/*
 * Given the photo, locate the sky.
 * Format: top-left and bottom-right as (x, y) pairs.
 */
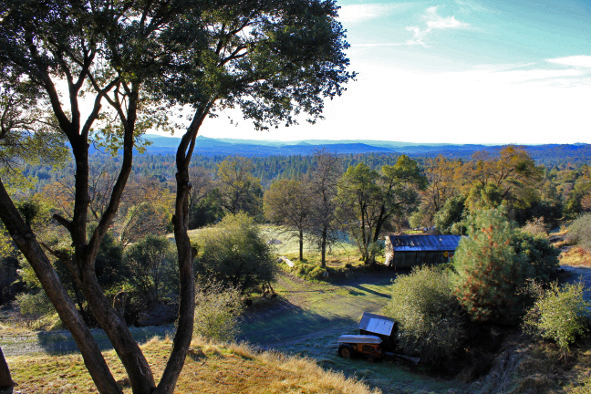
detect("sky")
(195, 0), (591, 145)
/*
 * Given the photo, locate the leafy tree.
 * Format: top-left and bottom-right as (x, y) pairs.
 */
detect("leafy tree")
(189, 189), (225, 229)
(337, 156), (426, 264)
(264, 178), (312, 261)
(188, 166), (219, 229)
(383, 266), (465, 365)
(124, 235), (178, 304)
(464, 147), (543, 214)
(434, 195), (467, 235)
(0, 1), (352, 393)
(523, 281), (590, 356)
(216, 157), (263, 218)
(453, 209), (530, 325)
(419, 155), (463, 224)
(120, 202), (171, 249)
(194, 213), (276, 292)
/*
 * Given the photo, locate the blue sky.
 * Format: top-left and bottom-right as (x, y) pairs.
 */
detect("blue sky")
(196, 0), (591, 144)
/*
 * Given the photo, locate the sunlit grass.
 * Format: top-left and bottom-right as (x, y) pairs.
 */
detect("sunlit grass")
(7, 336), (380, 394)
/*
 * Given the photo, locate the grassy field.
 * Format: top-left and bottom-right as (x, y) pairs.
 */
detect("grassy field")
(6, 336), (380, 394)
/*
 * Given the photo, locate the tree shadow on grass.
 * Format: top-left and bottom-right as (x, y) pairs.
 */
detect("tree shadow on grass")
(238, 296), (357, 348)
(36, 325), (174, 355)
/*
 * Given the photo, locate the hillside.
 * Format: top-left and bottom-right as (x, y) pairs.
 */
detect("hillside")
(141, 134), (591, 165)
(5, 336), (379, 394)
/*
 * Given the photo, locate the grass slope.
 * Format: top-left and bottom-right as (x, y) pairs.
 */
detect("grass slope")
(6, 336), (379, 394)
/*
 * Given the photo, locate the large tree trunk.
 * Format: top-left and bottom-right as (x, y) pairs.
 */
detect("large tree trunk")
(152, 111), (204, 394)
(0, 347), (13, 390)
(0, 180), (123, 394)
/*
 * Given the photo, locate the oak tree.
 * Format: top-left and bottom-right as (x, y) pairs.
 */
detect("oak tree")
(0, 1), (353, 393)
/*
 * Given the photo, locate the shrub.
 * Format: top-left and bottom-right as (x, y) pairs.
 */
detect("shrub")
(382, 266), (465, 364)
(453, 209), (530, 325)
(511, 231), (559, 283)
(523, 281), (590, 355)
(194, 280), (244, 342)
(194, 213), (276, 292)
(16, 290), (55, 316)
(566, 213), (591, 251)
(124, 235), (178, 303)
(288, 262), (328, 281)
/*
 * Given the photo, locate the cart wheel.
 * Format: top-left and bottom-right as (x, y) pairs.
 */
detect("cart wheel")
(338, 345), (352, 359)
(367, 356), (376, 363)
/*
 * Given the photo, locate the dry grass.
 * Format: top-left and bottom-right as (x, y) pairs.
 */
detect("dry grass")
(6, 336), (380, 394)
(560, 247), (591, 268)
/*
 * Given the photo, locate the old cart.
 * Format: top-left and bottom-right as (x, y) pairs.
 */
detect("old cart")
(337, 334), (384, 362)
(337, 312), (419, 364)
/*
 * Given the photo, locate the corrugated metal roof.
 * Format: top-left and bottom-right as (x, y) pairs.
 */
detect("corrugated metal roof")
(359, 312), (396, 336)
(387, 235), (461, 252)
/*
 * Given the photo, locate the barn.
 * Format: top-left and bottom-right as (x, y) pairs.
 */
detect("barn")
(384, 234), (462, 268)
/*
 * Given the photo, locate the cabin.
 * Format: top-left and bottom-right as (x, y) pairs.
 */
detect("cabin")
(384, 234), (461, 269)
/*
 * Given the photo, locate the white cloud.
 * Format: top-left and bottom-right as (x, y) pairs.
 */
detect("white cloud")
(406, 6), (470, 47)
(454, 0), (496, 14)
(338, 3), (403, 24)
(546, 55), (591, 68)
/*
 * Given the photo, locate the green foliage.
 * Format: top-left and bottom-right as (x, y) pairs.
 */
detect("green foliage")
(511, 231), (559, 283)
(337, 156), (426, 264)
(216, 157), (263, 218)
(523, 281), (590, 354)
(123, 235), (178, 303)
(453, 209), (530, 325)
(434, 195), (467, 235)
(287, 262), (328, 281)
(194, 280), (244, 343)
(382, 266), (465, 365)
(194, 213), (276, 292)
(566, 213), (591, 251)
(466, 182), (504, 212)
(16, 290), (55, 316)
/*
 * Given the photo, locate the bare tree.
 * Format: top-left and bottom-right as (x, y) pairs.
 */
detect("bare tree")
(308, 151), (341, 267)
(264, 178), (312, 261)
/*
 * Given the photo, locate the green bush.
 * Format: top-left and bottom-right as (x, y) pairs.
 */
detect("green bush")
(16, 290), (55, 316)
(194, 213), (276, 292)
(288, 262), (328, 281)
(566, 213), (591, 251)
(453, 209), (530, 325)
(194, 280), (244, 342)
(124, 234), (178, 303)
(382, 266), (465, 364)
(523, 281), (590, 355)
(512, 231), (559, 283)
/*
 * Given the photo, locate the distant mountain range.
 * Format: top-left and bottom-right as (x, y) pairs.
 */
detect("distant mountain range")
(141, 134), (591, 164)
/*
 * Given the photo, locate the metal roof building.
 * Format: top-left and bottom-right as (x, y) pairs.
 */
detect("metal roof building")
(384, 235), (462, 268)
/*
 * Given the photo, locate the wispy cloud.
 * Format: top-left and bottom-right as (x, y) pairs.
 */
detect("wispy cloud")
(406, 6), (469, 47)
(454, 0), (497, 14)
(546, 55), (591, 68)
(338, 3), (406, 24)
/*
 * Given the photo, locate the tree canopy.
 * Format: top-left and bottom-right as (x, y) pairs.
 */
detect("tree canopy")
(0, 1), (354, 393)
